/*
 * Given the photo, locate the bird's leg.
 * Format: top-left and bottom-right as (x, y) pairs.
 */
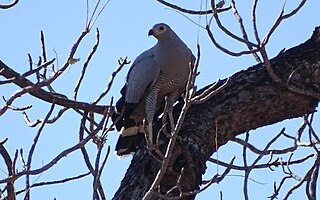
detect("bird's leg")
(146, 89), (158, 145)
(161, 96), (170, 137)
(165, 96), (175, 134)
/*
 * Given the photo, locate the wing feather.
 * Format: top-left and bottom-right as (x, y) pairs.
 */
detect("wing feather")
(125, 47), (160, 104)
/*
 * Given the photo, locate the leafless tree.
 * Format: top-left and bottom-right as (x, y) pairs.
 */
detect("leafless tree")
(0, 0), (319, 200)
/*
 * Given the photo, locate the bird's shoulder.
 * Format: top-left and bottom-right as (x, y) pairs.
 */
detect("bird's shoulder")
(127, 46), (159, 78)
(131, 46), (155, 66)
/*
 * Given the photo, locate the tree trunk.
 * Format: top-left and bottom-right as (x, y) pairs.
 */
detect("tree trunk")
(112, 27), (320, 199)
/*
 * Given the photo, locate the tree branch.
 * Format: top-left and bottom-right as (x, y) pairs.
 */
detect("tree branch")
(0, 60), (111, 115)
(113, 26), (320, 200)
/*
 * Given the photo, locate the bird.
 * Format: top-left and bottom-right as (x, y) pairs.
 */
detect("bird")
(112, 23), (195, 156)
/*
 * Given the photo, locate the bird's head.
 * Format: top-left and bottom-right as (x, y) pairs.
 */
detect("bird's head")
(148, 23), (171, 39)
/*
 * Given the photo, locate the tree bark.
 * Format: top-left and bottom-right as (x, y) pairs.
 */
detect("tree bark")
(113, 26), (320, 199)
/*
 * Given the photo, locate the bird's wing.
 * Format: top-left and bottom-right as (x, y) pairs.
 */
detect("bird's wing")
(125, 47), (160, 104)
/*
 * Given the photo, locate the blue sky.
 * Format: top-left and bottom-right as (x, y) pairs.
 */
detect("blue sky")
(0, 0), (319, 199)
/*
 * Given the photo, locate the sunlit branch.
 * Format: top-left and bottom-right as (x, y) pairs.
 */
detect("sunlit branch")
(211, 13), (258, 48)
(261, 0), (307, 47)
(14, 172), (90, 196)
(0, 139), (16, 200)
(157, 0), (230, 15)
(22, 107), (69, 127)
(0, 59), (55, 85)
(230, 0), (261, 62)
(206, 25), (259, 57)
(251, 0), (261, 45)
(209, 154), (314, 171)
(283, 153), (320, 200)
(93, 57), (130, 105)
(24, 104), (55, 199)
(73, 28), (100, 101)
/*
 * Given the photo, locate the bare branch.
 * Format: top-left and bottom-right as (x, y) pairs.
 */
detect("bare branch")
(24, 104), (55, 199)
(0, 59), (55, 85)
(283, 153), (320, 200)
(40, 31), (47, 79)
(93, 57), (129, 105)
(261, 0), (307, 47)
(1, 97), (32, 112)
(73, 28), (100, 101)
(306, 154), (319, 200)
(230, 0), (261, 62)
(14, 172), (90, 196)
(211, 13), (258, 48)
(191, 78), (229, 104)
(0, 132), (94, 184)
(0, 60), (111, 115)
(0, 139), (16, 200)
(157, 0), (230, 15)
(86, 0), (111, 30)
(208, 154), (314, 171)
(251, 0), (261, 45)
(158, 157), (236, 199)
(206, 25), (259, 57)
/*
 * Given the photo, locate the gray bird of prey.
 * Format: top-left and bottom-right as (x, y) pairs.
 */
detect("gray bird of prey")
(112, 23), (195, 156)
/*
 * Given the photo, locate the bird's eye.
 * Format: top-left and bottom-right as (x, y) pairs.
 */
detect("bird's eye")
(159, 26), (165, 31)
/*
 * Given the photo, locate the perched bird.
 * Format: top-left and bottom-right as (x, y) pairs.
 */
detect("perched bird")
(112, 23), (194, 156)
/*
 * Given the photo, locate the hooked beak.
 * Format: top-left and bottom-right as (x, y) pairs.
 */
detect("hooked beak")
(148, 29), (153, 36)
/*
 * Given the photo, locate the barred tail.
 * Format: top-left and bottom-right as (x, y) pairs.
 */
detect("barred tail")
(115, 125), (145, 156)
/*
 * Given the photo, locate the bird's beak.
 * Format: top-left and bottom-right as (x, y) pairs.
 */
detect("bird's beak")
(148, 29), (154, 36)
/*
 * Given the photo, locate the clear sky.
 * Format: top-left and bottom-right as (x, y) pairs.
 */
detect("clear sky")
(0, 0), (319, 199)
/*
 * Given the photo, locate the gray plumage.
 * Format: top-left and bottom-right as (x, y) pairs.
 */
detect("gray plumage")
(112, 23), (194, 156)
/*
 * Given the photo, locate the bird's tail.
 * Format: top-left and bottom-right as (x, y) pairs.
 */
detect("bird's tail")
(115, 125), (145, 156)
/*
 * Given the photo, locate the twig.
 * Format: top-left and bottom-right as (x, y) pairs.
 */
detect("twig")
(93, 146), (110, 200)
(93, 57), (129, 105)
(0, 59), (55, 85)
(242, 131), (250, 200)
(206, 25), (259, 57)
(0, 60), (111, 115)
(251, 0), (261, 45)
(306, 153), (319, 199)
(0, 139), (16, 200)
(78, 110), (108, 200)
(191, 78), (229, 104)
(208, 154), (314, 171)
(22, 107), (69, 127)
(40, 31), (47, 79)
(24, 104), (55, 199)
(158, 157), (236, 199)
(73, 28), (100, 101)
(230, 0), (261, 62)
(261, 0), (307, 47)
(157, 0), (230, 15)
(211, 12), (258, 48)
(1, 97), (32, 112)
(0, 25), (92, 117)
(86, 0), (111, 30)
(14, 172), (90, 196)
(0, 132), (94, 184)
(283, 153), (320, 200)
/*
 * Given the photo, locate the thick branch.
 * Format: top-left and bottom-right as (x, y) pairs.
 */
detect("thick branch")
(113, 26), (320, 199)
